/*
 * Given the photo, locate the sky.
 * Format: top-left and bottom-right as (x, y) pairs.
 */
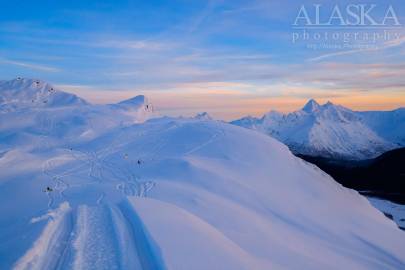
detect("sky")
(0, 0), (405, 120)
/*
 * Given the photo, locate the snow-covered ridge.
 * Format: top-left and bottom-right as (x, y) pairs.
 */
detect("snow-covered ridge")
(0, 78), (155, 149)
(0, 78), (87, 110)
(115, 94), (152, 111)
(194, 112), (213, 120)
(0, 78), (154, 113)
(231, 99), (405, 160)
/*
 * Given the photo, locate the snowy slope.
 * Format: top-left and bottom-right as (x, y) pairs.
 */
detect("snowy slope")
(1, 118), (405, 270)
(1, 80), (405, 269)
(231, 99), (404, 159)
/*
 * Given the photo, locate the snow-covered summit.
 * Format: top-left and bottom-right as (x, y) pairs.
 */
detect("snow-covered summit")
(112, 94), (154, 123)
(0, 78), (87, 111)
(116, 95), (150, 109)
(194, 112), (213, 120)
(302, 98), (321, 113)
(231, 99), (405, 159)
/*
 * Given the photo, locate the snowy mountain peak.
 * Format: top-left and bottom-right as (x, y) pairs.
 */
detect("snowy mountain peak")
(264, 110), (283, 119)
(118, 95), (147, 106)
(302, 99), (321, 113)
(194, 112), (213, 120)
(0, 78), (87, 110)
(113, 95), (155, 123)
(116, 95), (153, 112)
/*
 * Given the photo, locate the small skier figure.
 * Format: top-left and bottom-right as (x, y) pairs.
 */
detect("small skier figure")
(44, 186), (53, 192)
(137, 160), (142, 165)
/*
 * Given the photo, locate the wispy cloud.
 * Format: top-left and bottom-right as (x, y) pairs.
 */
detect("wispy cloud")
(93, 38), (172, 51)
(0, 57), (60, 72)
(308, 49), (368, 62)
(308, 34), (405, 62)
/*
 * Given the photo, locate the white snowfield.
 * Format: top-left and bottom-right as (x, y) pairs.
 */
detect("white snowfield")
(1, 78), (405, 270)
(231, 99), (405, 160)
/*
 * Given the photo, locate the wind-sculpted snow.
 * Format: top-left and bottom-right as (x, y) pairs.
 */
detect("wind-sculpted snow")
(14, 202), (72, 270)
(231, 99), (405, 159)
(1, 80), (405, 269)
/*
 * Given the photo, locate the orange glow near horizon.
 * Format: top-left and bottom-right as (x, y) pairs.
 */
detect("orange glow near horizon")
(63, 85), (405, 120)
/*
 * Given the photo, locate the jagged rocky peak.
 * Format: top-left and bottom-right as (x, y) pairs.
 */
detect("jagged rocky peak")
(302, 99), (321, 113)
(194, 112), (213, 120)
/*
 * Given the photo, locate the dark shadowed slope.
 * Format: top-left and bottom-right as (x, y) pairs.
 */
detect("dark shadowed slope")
(298, 147), (405, 204)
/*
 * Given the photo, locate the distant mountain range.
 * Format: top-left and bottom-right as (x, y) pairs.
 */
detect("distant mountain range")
(231, 99), (405, 160)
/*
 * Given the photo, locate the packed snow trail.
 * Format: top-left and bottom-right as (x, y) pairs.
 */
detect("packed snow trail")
(13, 202), (164, 270)
(72, 205), (119, 269)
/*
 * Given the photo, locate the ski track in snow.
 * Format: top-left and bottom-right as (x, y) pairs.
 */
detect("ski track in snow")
(14, 202), (160, 270)
(14, 202), (73, 270)
(72, 205), (120, 270)
(41, 131), (157, 201)
(20, 138), (160, 269)
(17, 121), (209, 270)
(184, 123), (226, 156)
(183, 132), (220, 156)
(2, 78), (169, 269)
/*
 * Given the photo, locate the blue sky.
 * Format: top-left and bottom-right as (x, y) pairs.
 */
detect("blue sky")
(1, 0), (405, 119)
